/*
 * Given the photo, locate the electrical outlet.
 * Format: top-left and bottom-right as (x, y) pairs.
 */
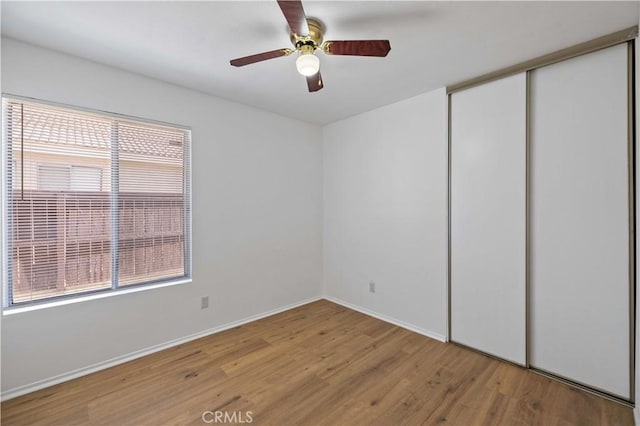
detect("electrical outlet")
(369, 282), (376, 293)
(201, 296), (209, 309)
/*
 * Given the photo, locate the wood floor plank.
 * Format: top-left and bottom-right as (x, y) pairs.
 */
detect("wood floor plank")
(1, 300), (634, 425)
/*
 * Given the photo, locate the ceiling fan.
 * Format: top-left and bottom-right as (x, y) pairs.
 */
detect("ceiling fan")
(229, 0), (391, 93)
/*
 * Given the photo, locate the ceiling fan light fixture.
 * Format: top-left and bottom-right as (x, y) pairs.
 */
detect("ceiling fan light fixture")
(296, 53), (320, 76)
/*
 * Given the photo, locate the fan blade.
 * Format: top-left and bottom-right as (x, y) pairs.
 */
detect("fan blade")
(306, 71), (323, 92)
(230, 48), (293, 67)
(277, 0), (309, 36)
(322, 40), (391, 57)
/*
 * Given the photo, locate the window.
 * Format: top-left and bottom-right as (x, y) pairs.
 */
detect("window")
(2, 96), (191, 306)
(37, 165), (102, 191)
(38, 164), (72, 191)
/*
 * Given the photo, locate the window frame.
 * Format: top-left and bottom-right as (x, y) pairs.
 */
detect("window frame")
(1, 94), (192, 310)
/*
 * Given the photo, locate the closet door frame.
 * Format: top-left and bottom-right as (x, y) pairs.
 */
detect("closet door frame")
(446, 33), (637, 405)
(629, 39), (636, 406)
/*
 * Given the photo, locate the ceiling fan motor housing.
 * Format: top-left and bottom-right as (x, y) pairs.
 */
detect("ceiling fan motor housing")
(290, 18), (324, 51)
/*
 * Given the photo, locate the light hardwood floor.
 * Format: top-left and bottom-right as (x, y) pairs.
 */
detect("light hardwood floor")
(1, 300), (634, 425)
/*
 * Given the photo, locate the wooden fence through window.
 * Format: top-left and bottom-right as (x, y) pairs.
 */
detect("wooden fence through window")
(10, 190), (185, 302)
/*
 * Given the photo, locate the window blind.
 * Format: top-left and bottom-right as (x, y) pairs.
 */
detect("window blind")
(2, 97), (191, 306)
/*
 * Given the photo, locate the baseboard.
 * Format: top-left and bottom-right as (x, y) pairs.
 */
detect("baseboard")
(635, 406), (639, 426)
(323, 295), (447, 343)
(1, 295), (323, 401)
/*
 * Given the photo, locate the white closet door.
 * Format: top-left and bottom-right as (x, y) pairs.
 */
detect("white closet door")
(530, 43), (630, 399)
(451, 73), (526, 365)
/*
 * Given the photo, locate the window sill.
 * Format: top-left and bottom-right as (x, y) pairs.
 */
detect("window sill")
(2, 278), (191, 315)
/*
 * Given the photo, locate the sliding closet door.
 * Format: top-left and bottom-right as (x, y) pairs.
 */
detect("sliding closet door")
(450, 73), (526, 365)
(530, 44), (631, 399)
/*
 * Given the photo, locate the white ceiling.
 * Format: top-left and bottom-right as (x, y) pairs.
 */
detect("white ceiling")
(2, 1), (638, 125)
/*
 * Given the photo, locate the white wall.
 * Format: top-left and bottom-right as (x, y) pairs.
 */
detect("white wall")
(323, 88), (448, 340)
(0, 38), (323, 396)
